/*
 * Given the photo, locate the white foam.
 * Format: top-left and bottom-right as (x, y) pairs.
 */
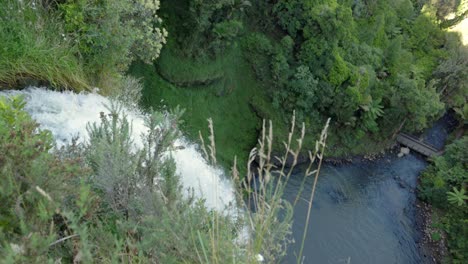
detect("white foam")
(0, 87), (236, 212)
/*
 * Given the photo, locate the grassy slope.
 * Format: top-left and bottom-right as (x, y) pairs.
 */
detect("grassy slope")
(0, 2), (88, 91)
(128, 0), (265, 170)
(129, 45), (269, 170)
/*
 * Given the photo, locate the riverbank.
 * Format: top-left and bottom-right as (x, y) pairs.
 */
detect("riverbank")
(415, 199), (450, 263)
(265, 140), (399, 169)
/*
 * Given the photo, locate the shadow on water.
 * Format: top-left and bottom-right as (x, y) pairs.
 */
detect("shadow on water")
(420, 110), (459, 149)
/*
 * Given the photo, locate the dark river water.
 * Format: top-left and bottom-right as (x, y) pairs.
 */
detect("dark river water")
(283, 112), (456, 263)
(284, 156), (432, 264)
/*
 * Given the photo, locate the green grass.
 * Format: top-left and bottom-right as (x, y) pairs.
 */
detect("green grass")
(129, 45), (268, 169)
(156, 47), (225, 86)
(0, 1), (88, 91)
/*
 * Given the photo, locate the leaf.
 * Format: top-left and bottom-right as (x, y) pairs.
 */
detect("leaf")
(447, 187), (468, 206)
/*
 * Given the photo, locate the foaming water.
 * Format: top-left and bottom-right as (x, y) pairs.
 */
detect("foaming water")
(0, 87), (235, 211)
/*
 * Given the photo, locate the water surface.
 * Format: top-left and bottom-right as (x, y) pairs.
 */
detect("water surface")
(284, 155), (433, 264)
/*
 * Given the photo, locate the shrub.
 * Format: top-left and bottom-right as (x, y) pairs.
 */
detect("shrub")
(242, 33), (274, 82)
(419, 137), (468, 207)
(0, 95), (89, 262)
(59, 0), (167, 90)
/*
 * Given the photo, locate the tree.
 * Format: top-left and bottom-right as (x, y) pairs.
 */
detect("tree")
(172, 0), (250, 57)
(245, 0), (462, 153)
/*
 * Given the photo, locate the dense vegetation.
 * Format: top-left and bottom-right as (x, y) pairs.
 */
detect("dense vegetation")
(0, 94), (329, 262)
(0, 0), (467, 262)
(244, 0), (467, 154)
(2, 0), (465, 162)
(419, 136), (468, 263)
(0, 0), (166, 92)
(128, 0), (468, 165)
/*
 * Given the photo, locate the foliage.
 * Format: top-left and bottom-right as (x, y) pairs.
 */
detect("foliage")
(240, 0), (462, 154)
(0, 0), (166, 92)
(419, 136), (468, 262)
(0, 0), (88, 90)
(419, 137), (467, 206)
(242, 33), (274, 83)
(58, 0), (166, 90)
(59, 0), (166, 66)
(447, 187), (468, 206)
(0, 95), (89, 262)
(131, 0), (455, 163)
(433, 42), (468, 123)
(163, 0), (250, 58)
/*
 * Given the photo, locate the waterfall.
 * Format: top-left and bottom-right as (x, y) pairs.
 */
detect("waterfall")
(0, 87), (236, 211)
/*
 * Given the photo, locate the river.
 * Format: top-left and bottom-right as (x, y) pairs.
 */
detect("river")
(283, 112), (456, 264)
(284, 156), (431, 263)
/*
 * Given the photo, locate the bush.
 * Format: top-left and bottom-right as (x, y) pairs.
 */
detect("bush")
(419, 137), (468, 207)
(59, 0), (167, 91)
(60, 0), (166, 67)
(242, 33), (274, 82)
(0, 95), (88, 262)
(419, 136), (468, 262)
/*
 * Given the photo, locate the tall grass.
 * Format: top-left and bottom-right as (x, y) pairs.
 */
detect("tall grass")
(200, 112), (331, 263)
(0, 1), (88, 90)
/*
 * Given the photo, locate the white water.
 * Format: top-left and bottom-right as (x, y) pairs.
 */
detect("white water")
(0, 87), (236, 211)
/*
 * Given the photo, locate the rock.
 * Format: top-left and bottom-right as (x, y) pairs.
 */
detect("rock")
(398, 180), (406, 188)
(401, 147), (410, 155)
(397, 152), (404, 158)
